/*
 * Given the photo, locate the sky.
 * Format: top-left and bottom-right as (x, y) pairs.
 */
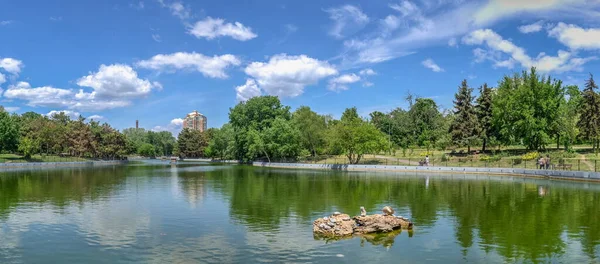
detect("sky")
(1, 0), (600, 135)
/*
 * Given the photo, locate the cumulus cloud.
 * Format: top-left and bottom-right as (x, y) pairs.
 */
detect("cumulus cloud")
(244, 54), (338, 97)
(152, 118), (185, 135)
(136, 52), (240, 78)
(328, 74), (361, 91)
(188, 17), (257, 41)
(548, 22), (600, 50)
(0, 58), (24, 75)
(4, 82), (74, 108)
(235, 79), (262, 102)
(421, 59), (444, 72)
(46, 110), (81, 119)
(463, 28), (597, 73)
(0, 72), (5, 84)
(5, 64), (158, 112)
(325, 5), (369, 39)
(518, 20), (545, 34)
(77, 64), (160, 100)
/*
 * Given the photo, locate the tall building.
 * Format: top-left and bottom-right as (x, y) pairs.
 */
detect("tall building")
(183, 110), (207, 132)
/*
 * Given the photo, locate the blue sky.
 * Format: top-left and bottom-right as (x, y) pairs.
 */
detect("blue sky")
(1, 0), (600, 134)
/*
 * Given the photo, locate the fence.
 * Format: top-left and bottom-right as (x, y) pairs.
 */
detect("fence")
(264, 155), (600, 173)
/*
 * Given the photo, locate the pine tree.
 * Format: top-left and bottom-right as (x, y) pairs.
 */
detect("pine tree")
(577, 74), (600, 153)
(476, 83), (493, 152)
(449, 79), (479, 152)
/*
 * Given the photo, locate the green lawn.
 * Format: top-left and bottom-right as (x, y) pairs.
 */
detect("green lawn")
(0, 154), (91, 163)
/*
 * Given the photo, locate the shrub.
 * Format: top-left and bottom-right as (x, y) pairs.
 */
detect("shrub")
(513, 158), (523, 165)
(441, 154), (449, 162)
(521, 152), (539, 161)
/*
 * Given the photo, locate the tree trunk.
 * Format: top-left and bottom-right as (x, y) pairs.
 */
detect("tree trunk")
(556, 134), (560, 150)
(482, 138), (487, 153)
(467, 145), (471, 153)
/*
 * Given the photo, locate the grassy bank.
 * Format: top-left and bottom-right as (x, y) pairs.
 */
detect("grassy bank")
(0, 154), (92, 163)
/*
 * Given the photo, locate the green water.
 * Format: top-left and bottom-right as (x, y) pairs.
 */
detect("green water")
(1, 162), (600, 263)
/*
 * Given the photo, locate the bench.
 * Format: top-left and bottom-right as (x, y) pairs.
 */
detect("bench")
(555, 164), (572, 170)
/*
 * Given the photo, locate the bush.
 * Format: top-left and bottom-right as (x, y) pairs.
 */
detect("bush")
(441, 154), (449, 162)
(513, 158), (523, 165)
(521, 152), (539, 161)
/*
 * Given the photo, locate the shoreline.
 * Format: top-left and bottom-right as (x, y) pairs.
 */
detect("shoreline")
(0, 160), (128, 171)
(252, 162), (600, 183)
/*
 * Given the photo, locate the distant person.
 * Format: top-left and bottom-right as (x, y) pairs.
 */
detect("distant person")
(545, 155), (551, 170)
(538, 156), (545, 169)
(425, 155), (430, 166)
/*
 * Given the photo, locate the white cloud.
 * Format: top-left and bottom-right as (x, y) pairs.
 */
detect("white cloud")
(151, 34), (161, 42)
(136, 52), (241, 79)
(188, 17), (257, 41)
(88, 115), (104, 120)
(77, 64), (160, 99)
(463, 28), (597, 73)
(359, 68), (377, 76)
(4, 82), (74, 108)
(548, 22), (600, 50)
(0, 58), (24, 75)
(328, 73), (361, 91)
(46, 110), (81, 119)
(325, 5), (369, 39)
(518, 20), (545, 34)
(169, 2), (190, 20)
(152, 118), (184, 135)
(448, 37), (458, 47)
(0, 20), (13, 26)
(0, 72), (5, 84)
(49, 16), (62, 21)
(337, 0), (599, 67)
(474, 0), (592, 25)
(170, 118), (183, 126)
(421, 59), (445, 72)
(244, 54), (338, 97)
(362, 81), (374, 87)
(235, 79), (262, 102)
(3, 106), (19, 112)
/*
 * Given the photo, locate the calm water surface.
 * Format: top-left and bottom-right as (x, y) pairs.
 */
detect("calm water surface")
(1, 162), (600, 263)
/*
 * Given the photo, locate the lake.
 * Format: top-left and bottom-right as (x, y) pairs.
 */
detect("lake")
(1, 162), (599, 263)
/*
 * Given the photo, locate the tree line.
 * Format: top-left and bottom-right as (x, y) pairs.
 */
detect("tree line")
(2, 67), (599, 162)
(202, 68), (600, 163)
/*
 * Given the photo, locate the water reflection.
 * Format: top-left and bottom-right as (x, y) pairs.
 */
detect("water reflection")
(0, 164), (599, 263)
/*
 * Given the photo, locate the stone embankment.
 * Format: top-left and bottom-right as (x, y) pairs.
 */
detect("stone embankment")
(313, 206), (413, 238)
(0, 160), (127, 171)
(253, 162), (600, 182)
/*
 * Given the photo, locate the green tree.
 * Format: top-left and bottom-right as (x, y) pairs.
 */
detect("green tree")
(292, 106), (327, 157)
(206, 124), (235, 160)
(557, 85), (581, 150)
(18, 136), (40, 159)
(449, 80), (479, 152)
(493, 68), (564, 150)
(409, 98), (443, 147)
(476, 83), (494, 152)
(138, 143), (156, 157)
(327, 107), (387, 164)
(0, 108), (20, 153)
(577, 74), (600, 152)
(229, 96), (293, 162)
(177, 128), (208, 158)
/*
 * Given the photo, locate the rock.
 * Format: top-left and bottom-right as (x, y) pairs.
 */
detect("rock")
(313, 213), (354, 237)
(313, 210), (413, 238)
(382, 206), (395, 216)
(333, 212), (341, 216)
(360, 206), (367, 217)
(353, 214), (412, 234)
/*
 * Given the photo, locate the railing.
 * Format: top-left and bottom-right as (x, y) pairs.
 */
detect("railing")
(263, 155), (600, 172)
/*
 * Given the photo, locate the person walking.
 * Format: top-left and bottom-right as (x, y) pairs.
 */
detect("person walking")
(538, 156), (545, 170)
(425, 155), (430, 166)
(545, 155), (551, 170)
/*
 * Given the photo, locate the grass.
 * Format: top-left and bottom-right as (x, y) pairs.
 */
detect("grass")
(296, 144), (600, 172)
(0, 154), (92, 163)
